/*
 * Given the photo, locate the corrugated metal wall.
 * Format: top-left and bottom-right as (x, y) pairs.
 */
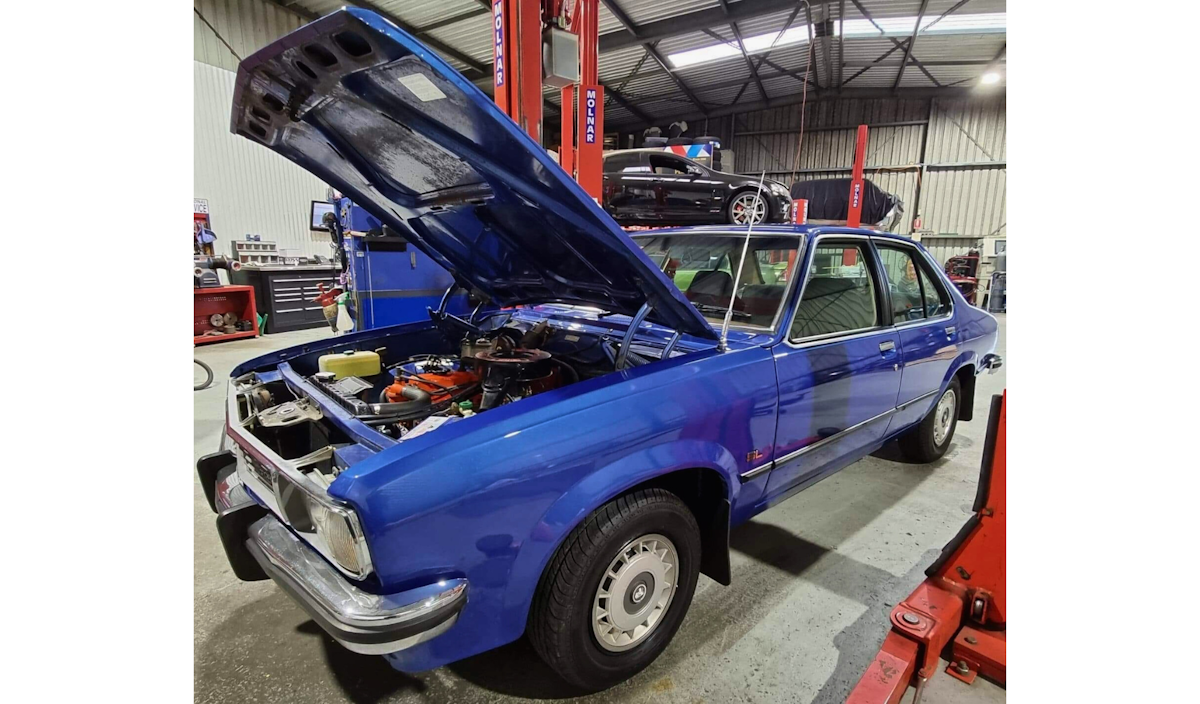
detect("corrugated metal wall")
(193, 0), (306, 72)
(729, 95), (1006, 255)
(194, 61), (332, 257)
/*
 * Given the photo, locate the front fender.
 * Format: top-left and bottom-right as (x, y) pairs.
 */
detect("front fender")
(499, 440), (740, 635)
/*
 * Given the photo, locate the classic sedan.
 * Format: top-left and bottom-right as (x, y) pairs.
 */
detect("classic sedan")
(603, 149), (793, 226)
(200, 8), (1001, 692)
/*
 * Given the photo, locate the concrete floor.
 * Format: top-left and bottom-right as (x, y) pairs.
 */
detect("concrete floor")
(195, 317), (1006, 704)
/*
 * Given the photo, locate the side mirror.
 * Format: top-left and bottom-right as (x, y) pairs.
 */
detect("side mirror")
(687, 166), (704, 177)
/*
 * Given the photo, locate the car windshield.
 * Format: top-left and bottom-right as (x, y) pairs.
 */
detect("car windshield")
(634, 234), (802, 329)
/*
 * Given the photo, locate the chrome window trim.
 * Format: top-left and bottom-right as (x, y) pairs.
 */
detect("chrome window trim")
(739, 405), (896, 481)
(785, 234), (885, 346)
(871, 238), (956, 325)
(783, 324), (893, 350)
(628, 230), (806, 335)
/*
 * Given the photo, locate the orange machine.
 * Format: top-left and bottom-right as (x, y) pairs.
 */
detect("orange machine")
(847, 392), (1007, 703)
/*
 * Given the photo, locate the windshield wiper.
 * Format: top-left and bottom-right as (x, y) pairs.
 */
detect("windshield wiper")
(693, 303), (752, 321)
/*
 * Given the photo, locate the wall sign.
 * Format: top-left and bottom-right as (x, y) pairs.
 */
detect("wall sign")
(193, 198), (209, 214)
(584, 88), (597, 144)
(492, 1), (505, 87)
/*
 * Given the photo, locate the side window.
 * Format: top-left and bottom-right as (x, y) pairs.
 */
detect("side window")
(877, 245), (951, 322)
(916, 265), (950, 318)
(877, 246), (926, 323)
(648, 154), (690, 175)
(603, 153), (634, 173)
(790, 243), (880, 340)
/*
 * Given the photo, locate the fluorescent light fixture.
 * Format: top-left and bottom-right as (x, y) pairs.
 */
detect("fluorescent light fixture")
(980, 72), (1001, 85)
(666, 13), (1005, 69)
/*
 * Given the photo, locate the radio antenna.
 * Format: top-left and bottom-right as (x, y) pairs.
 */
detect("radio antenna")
(719, 171), (768, 352)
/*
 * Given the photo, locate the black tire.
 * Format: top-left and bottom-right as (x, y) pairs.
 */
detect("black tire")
(528, 488), (701, 691)
(194, 359), (214, 391)
(898, 377), (961, 462)
(726, 189), (768, 225)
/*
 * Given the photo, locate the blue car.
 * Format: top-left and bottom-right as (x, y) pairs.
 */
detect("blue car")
(198, 9), (1001, 691)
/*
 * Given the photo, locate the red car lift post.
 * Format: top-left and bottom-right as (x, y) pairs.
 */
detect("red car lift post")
(574, 0), (603, 201)
(846, 124), (869, 228)
(493, 1), (600, 200)
(846, 392), (1007, 704)
(492, 0), (543, 143)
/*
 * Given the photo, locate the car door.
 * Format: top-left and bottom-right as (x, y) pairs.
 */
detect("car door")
(602, 152), (650, 221)
(872, 240), (959, 431)
(763, 236), (903, 498)
(647, 154), (722, 222)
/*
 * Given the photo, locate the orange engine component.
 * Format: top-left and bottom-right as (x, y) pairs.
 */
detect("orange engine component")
(384, 368), (480, 405)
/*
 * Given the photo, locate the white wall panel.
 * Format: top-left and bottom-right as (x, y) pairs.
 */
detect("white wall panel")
(194, 62), (332, 258)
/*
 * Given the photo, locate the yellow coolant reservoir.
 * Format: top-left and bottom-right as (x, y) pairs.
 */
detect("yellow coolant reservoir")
(318, 350), (381, 379)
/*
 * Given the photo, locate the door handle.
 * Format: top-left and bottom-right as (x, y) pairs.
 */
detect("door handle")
(945, 325), (956, 336)
(879, 340), (895, 353)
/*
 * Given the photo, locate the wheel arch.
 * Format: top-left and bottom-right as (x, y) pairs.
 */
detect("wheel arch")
(507, 445), (739, 637)
(726, 186), (770, 223)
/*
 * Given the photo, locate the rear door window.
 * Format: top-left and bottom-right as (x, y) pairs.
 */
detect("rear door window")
(877, 244), (951, 322)
(790, 243), (880, 340)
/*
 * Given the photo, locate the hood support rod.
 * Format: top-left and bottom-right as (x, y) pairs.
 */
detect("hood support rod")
(616, 302), (654, 370)
(719, 171), (768, 351)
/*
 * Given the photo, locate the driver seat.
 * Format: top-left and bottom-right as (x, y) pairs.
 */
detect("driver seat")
(686, 270), (733, 306)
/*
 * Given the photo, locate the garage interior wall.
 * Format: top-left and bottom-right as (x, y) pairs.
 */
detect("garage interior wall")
(194, 0), (332, 258)
(727, 95), (1006, 263)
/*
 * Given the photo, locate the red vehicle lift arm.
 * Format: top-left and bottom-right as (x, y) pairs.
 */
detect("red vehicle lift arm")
(847, 392), (1007, 704)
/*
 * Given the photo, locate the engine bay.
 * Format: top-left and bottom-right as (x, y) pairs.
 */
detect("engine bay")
(227, 304), (682, 488)
(305, 318), (586, 440)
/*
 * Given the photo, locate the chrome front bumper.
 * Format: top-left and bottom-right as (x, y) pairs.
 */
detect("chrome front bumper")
(246, 515), (468, 655)
(199, 453), (468, 656)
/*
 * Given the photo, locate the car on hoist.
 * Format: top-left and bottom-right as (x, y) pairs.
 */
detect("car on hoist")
(198, 8), (1002, 692)
(600, 148), (794, 227)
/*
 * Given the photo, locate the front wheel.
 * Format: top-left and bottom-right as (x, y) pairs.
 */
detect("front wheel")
(898, 377), (961, 462)
(528, 488), (701, 691)
(727, 191), (768, 225)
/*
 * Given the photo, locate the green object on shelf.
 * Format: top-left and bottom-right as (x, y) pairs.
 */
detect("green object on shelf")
(258, 313), (267, 334)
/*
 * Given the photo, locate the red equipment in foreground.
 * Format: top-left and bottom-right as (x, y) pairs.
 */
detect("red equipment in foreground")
(847, 392), (1007, 704)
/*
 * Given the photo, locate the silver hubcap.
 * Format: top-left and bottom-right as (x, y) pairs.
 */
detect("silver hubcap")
(731, 193), (767, 224)
(933, 388), (956, 446)
(592, 533), (679, 652)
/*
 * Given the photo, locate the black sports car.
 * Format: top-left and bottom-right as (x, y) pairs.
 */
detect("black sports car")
(601, 150), (792, 226)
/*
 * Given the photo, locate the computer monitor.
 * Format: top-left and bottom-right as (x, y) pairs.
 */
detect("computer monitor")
(310, 201), (337, 231)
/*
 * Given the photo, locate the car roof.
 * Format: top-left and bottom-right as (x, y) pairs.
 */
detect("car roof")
(626, 224), (913, 241)
(603, 148), (700, 157)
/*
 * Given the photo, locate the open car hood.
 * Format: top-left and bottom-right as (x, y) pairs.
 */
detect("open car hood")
(230, 8), (717, 340)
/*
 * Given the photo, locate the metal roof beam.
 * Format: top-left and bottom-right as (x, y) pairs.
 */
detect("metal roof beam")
(607, 86), (992, 130)
(894, 0), (931, 90)
(600, 0), (832, 52)
(344, 1), (489, 77)
(600, 1), (708, 116)
(849, 0), (940, 87)
(716, 0), (770, 105)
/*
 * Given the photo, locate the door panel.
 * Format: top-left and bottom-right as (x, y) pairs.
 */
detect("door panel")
(766, 331), (902, 496)
(874, 242), (959, 430)
(765, 239), (902, 497)
(648, 154), (722, 220)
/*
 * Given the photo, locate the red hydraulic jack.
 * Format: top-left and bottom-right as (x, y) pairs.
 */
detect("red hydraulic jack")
(846, 392), (1007, 704)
